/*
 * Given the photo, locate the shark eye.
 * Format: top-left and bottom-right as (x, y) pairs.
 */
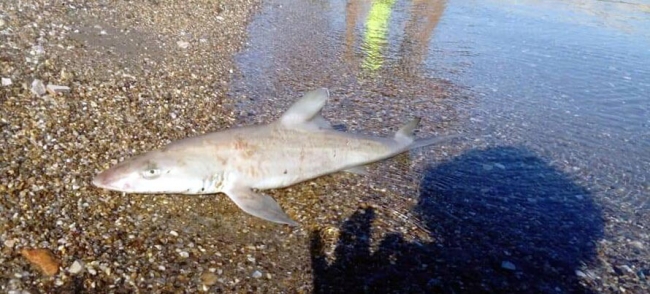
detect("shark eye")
(141, 168), (162, 179)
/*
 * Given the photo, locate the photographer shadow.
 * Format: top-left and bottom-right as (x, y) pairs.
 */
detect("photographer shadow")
(311, 146), (603, 293)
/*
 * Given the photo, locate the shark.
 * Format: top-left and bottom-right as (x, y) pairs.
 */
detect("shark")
(92, 88), (458, 226)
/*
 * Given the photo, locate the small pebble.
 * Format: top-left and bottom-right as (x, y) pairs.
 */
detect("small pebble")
(251, 270), (262, 278)
(31, 79), (46, 96)
(616, 264), (634, 275)
(21, 248), (60, 276)
(87, 267), (97, 275)
(501, 261), (516, 271)
(638, 269), (647, 280)
(177, 41), (190, 49)
(30, 44), (45, 56)
(1, 77), (11, 86)
(46, 84), (70, 94)
(200, 272), (218, 286)
(179, 251), (189, 258)
(4, 239), (16, 248)
(68, 260), (84, 275)
(99, 263), (111, 275)
(629, 241), (644, 250)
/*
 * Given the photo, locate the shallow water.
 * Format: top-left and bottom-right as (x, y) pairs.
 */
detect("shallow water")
(435, 0), (650, 185)
(230, 0), (649, 292)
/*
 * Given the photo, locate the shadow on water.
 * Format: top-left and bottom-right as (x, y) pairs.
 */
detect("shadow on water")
(311, 147), (604, 293)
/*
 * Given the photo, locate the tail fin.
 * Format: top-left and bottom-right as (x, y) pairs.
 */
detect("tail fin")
(394, 117), (461, 149)
(394, 117), (421, 145)
(409, 134), (461, 150)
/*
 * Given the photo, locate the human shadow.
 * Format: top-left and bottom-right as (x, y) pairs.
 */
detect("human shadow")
(311, 146), (604, 293)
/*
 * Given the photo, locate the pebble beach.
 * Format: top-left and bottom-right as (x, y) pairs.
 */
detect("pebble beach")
(2, 1), (442, 292)
(2, 0), (650, 293)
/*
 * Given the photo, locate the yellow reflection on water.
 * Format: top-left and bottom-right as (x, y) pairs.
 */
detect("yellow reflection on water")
(352, 0), (446, 74)
(361, 0), (397, 72)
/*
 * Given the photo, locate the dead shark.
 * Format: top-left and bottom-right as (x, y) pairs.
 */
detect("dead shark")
(92, 88), (458, 226)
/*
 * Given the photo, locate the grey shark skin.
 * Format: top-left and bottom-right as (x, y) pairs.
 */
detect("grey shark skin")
(92, 88), (458, 226)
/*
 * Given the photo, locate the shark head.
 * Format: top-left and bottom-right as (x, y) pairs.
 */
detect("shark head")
(92, 149), (208, 194)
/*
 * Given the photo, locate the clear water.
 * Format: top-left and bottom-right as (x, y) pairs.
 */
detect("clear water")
(230, 0), (649, 291)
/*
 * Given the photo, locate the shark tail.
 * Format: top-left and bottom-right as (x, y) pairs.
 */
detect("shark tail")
(409, 134), (461, 149)
(394, 117), (460, 149)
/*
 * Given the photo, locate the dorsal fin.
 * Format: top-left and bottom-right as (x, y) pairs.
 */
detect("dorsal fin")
(394, 117), (421, 145)
(279, 88), (332, 130)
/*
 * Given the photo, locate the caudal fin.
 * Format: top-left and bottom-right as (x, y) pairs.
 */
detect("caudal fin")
(409, 134), (461, 150)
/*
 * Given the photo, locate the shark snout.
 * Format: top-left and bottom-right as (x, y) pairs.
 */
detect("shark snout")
(92, 163), (136, 191)
(92, 171), (109, 188)
(92, 168), (122, 190)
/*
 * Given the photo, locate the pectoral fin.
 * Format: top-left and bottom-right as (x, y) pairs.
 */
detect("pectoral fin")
(224, 186), (299, 226)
